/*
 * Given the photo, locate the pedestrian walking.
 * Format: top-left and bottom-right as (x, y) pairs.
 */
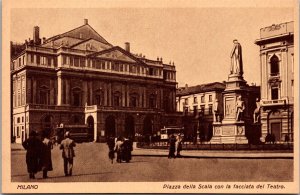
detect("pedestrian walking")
(107, 136), (115, 164)
(22, 130), (43, 179)
(122, 137), (133, 163)
(114, 136), (124, 163)
(168, 134), (176, 159)
(60, 131), (76, 176)
(41, 130), (53, 178)
(175, 134), (183, 158)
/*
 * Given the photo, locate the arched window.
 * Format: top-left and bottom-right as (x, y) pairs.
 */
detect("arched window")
(94, 89), (103, 106)
(129, 93), (139, 107)
(39, 85), (50, 105)
(149, 94), (156, 108)
(113, 91), (121, 107)
(270, 55), (279, 76)
(72, 88), (82, 106)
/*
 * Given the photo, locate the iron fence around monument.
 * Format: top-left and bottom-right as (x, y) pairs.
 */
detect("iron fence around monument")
(136, 141), (293, 151)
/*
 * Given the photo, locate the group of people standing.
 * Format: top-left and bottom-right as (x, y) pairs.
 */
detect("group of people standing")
(22, 130), (76, 179)
(168, 134), (183, 158)
(107, 136), (133, 164)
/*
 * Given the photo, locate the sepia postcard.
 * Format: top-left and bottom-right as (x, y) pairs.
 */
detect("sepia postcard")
(2, 0), (299, 193)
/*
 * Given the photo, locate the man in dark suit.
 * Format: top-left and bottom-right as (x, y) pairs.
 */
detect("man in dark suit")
(60, 131), (76, 176)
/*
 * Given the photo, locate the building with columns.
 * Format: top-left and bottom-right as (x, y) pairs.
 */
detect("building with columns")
(255, 21), (294, 142)
(11, 19), (179, 143)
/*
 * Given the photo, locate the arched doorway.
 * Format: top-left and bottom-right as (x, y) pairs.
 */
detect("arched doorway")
(86, 116), (94, 141)
(268, 110), (282, 142)
(124, 115), (135, 138)
(105, 115), (116, 137)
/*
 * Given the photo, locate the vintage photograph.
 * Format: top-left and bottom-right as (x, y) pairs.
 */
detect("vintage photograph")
(3, 0), (299, 193)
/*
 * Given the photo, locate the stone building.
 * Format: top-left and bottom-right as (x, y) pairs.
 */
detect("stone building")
(11, 19), (179, 143)
(176, 82), (226, 141)
(255, 21), (294, 142)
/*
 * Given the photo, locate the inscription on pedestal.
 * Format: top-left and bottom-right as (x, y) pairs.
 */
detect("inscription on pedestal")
(222, 126), (235, 135)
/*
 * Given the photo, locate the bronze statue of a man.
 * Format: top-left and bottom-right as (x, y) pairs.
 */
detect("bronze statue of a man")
(230, 39), (243, 75)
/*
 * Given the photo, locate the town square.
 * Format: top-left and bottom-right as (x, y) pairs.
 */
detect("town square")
(4, 2), (298, 193)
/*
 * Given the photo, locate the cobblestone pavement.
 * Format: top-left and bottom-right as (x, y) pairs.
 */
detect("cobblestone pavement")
(11, 143), (293, 182)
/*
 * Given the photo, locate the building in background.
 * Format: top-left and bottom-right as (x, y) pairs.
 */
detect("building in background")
(255, 21), (294, 142)
(11, 19), (179, 143)
(176, 82), (225, 141)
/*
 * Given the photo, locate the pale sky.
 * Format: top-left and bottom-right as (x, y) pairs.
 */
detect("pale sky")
(11, 8), (294, 87)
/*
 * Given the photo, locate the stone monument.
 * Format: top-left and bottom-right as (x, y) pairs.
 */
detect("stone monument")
(210, 39), (248, 144)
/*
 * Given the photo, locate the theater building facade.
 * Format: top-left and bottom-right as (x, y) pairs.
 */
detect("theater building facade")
(11, 19), (179, 143)
(255, 21), (294, 142)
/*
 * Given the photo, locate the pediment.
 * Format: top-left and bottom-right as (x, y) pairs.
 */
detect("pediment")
(71, 39), (112, 52)
(94, 48), (138, 63)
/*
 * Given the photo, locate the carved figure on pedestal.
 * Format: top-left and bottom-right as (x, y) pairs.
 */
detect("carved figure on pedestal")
(230, 39), (243, 75)
(213, 99), (219, 122)
(253, 98), (261, 123)
(236, 96), (245, 121)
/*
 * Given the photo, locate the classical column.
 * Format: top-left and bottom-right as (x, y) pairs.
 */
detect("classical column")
(108, 83), (112, 106)
(57, 75), (64, 105)
(83, 80), (88, 106)
(139, 87), (143, 108)
(65, 79), (70, 105)
(122, 84), (126, 107)
(32, 79), (37, 104)
(50, 79), (55, 104)
(104, 83), (108, 106)
(126, 85), (130, 107)
(143, 87), (147, 107)
(89, 81), (93, 105)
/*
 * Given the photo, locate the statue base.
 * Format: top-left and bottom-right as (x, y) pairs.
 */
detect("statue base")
(210, 121), (248, 144)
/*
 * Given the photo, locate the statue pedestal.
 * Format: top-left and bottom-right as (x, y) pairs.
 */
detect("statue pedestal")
(211, 121), (248, 144)
(211, 73), (248, 144)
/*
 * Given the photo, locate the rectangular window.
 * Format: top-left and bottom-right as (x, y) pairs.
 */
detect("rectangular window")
(101, 61), (106, 69)
(74, 57), (79, 67)
(149, 68), (154, 75)
(31, 54), (34, 63)
(193, 106), (198, 116)
(184, 98), (188, 105)
(23, 56), (25, 65)
(201, 96), (205, 103)
(22, 117), (24, 122)
(63, 56), (67, 65)
(120, 64), (123, 72)
(17, 117), (20, 123)
(80, 58), (85, 67)
(271, 87), (279, 100)
(53, 58), (57, 67)
(96, 60), (101, 69)
(70, 57), (73, 66)
(19, 58), (21, 66)
(47, 57), (52, 66)
(36, 55), (40, 65)
(209, 95), (212, 102)
(17, 127), (20, 137)
(208, 104), (213, 114)
(193, 97), (197, 103)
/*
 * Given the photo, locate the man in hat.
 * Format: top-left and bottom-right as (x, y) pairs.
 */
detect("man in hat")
(60, 131), (76, 176)
(22, 130), (43, 179)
